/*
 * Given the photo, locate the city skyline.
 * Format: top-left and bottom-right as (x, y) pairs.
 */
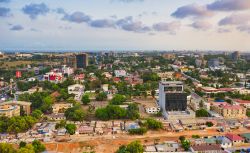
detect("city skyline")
(1, 0), (250, 51)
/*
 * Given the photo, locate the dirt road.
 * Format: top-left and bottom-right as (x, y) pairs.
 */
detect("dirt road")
(45, 127), (250, 153)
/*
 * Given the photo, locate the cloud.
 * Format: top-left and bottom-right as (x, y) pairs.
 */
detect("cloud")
(218, 14), (250, 26)
(63, 11), (91, 23)
(237, 25), (250, 33)
(217, 28), (231, 33)
(190, 21), (212, 30)
(0, 7), (11, 17)
(0, 0), (10, 3)
(153, 21), (181, 34)
(171, 4), (213, 19)
(90, 19), (115, 28)
(56, 8), (66, 15)
(116, 16), (151, 32)
(10, 25), (24, 31)
(207, 0), (250, 11)
(22, 3), (50, 19)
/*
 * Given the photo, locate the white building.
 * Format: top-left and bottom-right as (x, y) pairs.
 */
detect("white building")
(114, 70), (127, 77)
(159, 81), (188, 119)
(68, 84), (84, 101)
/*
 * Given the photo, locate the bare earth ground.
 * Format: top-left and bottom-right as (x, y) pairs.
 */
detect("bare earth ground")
(45, 127), (250, 153)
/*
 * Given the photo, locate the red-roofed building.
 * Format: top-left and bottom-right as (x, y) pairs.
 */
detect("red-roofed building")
(190, 144), (223, 153)
(113, 77), (121, 83)
(211, 103), (246, 119)
(225, 133), (244, 146)
(233, 99), (250, 108)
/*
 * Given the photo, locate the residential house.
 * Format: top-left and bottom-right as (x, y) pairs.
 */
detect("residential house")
(225, 133), (244, 146)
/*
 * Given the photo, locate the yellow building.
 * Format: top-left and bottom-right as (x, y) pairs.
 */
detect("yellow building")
(0, 104), (20, 117)
(211, 103), (246, 119)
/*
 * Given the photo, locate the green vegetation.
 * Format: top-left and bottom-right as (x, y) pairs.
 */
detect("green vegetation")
(65, 123), (77, 135)
(206, 121), (214, 127)
(95, 105), (126, 120)
(0, 140), (45, 153)
(195, 109), (209, 117)
(144, 118), (163, 130)
(128, 127), (147, 135)
(31, 110), (43, 119)
(18, 92), (53, 113)
(116, 141), (144, 153)
(95, 103), (139, 121)
(0, 116), (37, 135)
(192, 135), (200, 139)
(95, 92), (107, 101)
(65, 104), (86, 121)
(81, 94), (91, 105)
(110, 94), (126, 105)
(179, 136), (190, 151)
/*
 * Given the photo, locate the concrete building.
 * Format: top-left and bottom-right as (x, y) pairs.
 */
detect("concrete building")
(190, 144), (223, 153)
(231, 51), (240, 61)
(0, 101), (31, 115)
(159, 81), (188, 118)
(211, 103), (246, 119)
(68, 84), (84, 101)
(76, 53), (88, 69)
(225, 133), (244, 146)
(114, 70), (127, 77)
(52, 103), (73, 113)
(0, 104), (20, 117)
(64, 53), (88, 69)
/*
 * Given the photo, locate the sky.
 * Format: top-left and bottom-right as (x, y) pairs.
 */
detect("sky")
(1, 0), (250, 51)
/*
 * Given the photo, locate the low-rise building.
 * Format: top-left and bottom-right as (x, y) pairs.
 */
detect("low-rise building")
(225, 133), (244, 146)
(47, 113), (66, 120)
(0, 104), (20, 117)
(190, 144), (223, 153)
(216, 136), (232, 148)
(114, 70), (127, 77)
(179, 119), (206, 130)
(211, 103), (246, 119)
(240, 133), (250, 143)
(68, 84), (84, 101)
(52, 103), (73, 113)
(233, 99), (250, 108)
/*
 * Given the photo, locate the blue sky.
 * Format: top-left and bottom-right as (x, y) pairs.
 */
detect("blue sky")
(1, 0), (250, 51)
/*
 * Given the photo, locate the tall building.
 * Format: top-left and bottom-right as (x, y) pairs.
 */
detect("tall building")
(159, 81), (187, 112)
(64, 53), (89, 69)
(231, 51), (240, 61)
(76, 53), (88, 69)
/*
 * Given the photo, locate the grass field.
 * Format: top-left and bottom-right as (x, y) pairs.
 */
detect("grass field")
(0, 61), (35, 69)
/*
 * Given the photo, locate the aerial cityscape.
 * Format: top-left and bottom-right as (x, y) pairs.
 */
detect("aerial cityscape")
(1, 0), (250, 153)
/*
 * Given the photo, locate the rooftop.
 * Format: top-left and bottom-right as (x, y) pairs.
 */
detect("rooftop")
(191, 144), (222, 151)
(225, 133), (244, 141)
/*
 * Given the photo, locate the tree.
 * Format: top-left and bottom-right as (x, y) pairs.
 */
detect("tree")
(179, 136), (190, 151)
(95, 92), (107, 101)
(0, 143), (16, 153)
(195, 109), (209, 117)
(127, 103), (140, 120)
(206, 121), (214, 127)
(65, 124), (76, 135)
(55, 120), (66, 129)
(17, 144), (35, 153)
(95, 105), (126, 120)
(126, 141), (144, 153)
(181, 140), (190, 151)
(145, 118), (163, 130)
(116, 141), (144, 153)
(110, 94), (126, 105)
(32, 140), (46, 153)
(81, 94), (91, 105)
(19, 141), (27, 148)
(64, 104), (85, 121)
(128, 128), (147, 135)
(31, 110), (43, 119)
